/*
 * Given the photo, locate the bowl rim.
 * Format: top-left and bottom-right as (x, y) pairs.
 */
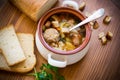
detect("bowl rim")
(37, 7), (92, 55)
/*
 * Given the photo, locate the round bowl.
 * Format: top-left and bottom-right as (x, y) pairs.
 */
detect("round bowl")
(36, 7), (92, 67)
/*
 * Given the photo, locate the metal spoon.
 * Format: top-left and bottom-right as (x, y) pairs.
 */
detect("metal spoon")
(69, 8), (105, 31)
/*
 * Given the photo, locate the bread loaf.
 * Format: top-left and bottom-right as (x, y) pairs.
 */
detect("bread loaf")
(9, 0), (58, 22)
(0, 25), (26, 66)
(0, 33), (36, 73)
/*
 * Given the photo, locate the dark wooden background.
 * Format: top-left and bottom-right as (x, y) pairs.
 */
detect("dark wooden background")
(0, 0), (120, 80)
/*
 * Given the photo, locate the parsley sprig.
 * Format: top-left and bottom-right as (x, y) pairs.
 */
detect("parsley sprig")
(29, 63), (65, 80)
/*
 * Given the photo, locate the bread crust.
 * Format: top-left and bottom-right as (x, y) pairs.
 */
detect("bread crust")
(0, 25), (26, 66)
(0, 29), (36, 73)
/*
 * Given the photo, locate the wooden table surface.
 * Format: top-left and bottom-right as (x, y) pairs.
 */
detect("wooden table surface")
(0, 0), (120, 80)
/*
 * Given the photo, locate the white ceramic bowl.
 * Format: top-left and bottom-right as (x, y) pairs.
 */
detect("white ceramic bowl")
(35, 7), (91, 68)
(35, 1), (91, 68)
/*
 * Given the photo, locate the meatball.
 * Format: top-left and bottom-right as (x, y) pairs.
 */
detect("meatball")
(71, 33), (82, 46)
(43, 28), (60, 42)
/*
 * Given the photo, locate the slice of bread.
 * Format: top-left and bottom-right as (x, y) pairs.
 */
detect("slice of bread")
(0, 25), (26, 66)
(0, 33), (36, 73)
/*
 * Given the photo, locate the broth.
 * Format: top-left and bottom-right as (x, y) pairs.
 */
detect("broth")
(43, 13), (86, 51)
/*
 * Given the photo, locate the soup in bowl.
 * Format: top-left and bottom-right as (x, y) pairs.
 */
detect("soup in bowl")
(36, 7), (91, 67)
(43, 12), (86, 51)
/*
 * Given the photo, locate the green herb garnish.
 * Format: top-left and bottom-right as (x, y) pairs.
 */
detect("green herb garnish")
(29, 63), (65, 80)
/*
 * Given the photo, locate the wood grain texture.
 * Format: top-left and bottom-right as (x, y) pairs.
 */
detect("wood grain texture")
(0, 0), (120, 80)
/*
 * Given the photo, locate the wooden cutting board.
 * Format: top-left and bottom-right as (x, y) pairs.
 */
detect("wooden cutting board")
(0, 0), (120, 80)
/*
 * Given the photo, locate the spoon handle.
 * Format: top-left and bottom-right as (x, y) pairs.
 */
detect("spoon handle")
(69, 8), (105, 31)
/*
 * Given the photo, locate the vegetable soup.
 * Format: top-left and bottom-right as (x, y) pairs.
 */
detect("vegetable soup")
(43, 13), (86, 51)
